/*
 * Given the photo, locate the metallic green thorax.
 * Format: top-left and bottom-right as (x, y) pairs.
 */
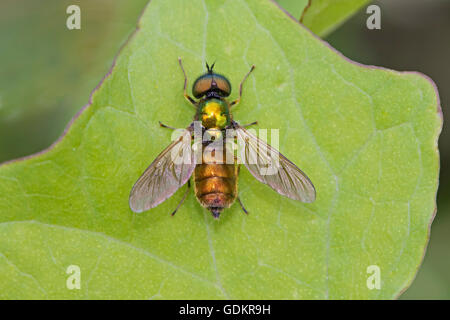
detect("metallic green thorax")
(198, 98), (230, 129)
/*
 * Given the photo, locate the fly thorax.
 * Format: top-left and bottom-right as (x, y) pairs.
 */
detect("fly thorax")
(200, 100), (229, 129)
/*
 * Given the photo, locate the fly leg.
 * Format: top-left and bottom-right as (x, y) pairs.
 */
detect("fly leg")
(178, 57), (198, 109)
(230, 65), (255, 108)
(236, 164), (249, 215)
(240, 121), (258, 128)
(237, 197), (248, 215)
(171, 180), (191, 216)
(159, 122), (196, 142)
(158, 121), (177, 130)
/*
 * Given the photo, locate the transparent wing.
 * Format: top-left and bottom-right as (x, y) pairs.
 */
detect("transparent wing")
(129, 128), (195, 213)
(234, 122), (316, 203)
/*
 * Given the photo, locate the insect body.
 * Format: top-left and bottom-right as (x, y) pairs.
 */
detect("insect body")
(129, 59), (316, 219)
(193, 96), (236, 217)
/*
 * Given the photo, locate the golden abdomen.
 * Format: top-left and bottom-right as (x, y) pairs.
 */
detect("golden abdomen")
(193, 161), (238, 211)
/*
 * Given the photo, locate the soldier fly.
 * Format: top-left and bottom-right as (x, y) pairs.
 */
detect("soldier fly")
(129, 59), (315, 219)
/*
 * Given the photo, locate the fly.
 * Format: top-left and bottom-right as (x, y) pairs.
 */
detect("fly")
(129, 58), (316, 219)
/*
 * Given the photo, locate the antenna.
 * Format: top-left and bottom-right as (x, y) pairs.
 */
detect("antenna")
(206, 61), (216, 73)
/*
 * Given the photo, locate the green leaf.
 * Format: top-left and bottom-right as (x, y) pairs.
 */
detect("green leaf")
(0, 0), (441, 299)
(299, 0), (371, 37)
(0, 0), (147, 162)
(276, 0), (309, 19)
(274, 0), (371, 38)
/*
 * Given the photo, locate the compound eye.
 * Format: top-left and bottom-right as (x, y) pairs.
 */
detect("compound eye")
(193, 75), (213, 98)
(192, 73), (232, 98)
(214, 76), (231, 97)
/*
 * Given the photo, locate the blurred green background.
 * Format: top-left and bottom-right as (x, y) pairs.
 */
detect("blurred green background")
(0, 0), (447, 299)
